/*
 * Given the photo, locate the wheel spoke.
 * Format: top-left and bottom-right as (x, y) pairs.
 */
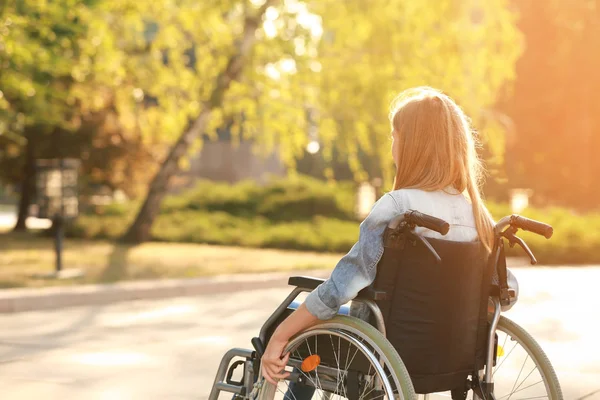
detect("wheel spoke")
(492, 318), (558, 400)
(346, 346), (361, 372)
(329, 334), (343, 397)
(293, 348), (321, 392)
(329, 334), (346, 398)
(511, 365), (539, 395)
(497, 380), (545, 400)
(358, 383), (380, 400)
(278, 382), (297, 400)
(494, 339), (519, 376)
(274, 325), (404, 400)
(359, 362), (374, 399)
(507, 354), (530, 399)
(313, 334), (326, 399)
(494, 331), (510, 377)
(340, 335), (352, 399)
(282, 379), (299, 400)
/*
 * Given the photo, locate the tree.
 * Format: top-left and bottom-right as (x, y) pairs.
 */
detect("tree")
(1, 0), (167, 228)
(0, 0), (97, 230)
(112, 0), (279, 242)
(499, 0), (600, 210)
(307, 0), (523, 185)
(58, 0), (521, 242)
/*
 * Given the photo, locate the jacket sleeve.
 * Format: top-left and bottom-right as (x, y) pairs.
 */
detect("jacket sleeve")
(304, 194), (400, 319)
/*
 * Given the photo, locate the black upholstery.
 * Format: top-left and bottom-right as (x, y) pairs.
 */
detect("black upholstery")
(287, 234), (494, 395)
(374, 235), (492, 394)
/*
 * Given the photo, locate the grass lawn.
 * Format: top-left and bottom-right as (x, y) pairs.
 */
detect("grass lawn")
(0, 204), (15, 213)
(0, 231), (342, 289)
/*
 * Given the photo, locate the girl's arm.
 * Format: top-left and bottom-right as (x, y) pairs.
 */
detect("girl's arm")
(260, 194), (400, 384)
(261, 303), (317, 385)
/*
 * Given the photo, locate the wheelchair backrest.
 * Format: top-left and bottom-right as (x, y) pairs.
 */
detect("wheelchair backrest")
(373, 232), (493, 394)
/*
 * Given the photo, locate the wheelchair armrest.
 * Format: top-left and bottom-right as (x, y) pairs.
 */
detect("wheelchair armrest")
(288, 276), (387, 301)
(356, 287), (389, 301)
(288, 276), (324, 290)
(288, 276), (389, 301)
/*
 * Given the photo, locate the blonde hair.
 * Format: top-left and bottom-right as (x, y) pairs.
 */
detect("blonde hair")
(389, 87), (494, 251)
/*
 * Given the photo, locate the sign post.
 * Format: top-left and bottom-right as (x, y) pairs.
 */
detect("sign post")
(35, 159), (80, 276)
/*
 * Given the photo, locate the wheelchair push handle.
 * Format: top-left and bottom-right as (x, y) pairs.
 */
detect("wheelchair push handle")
(511, 215), (553, 239)
(495, 214), (553, 239)
(405, 211), (450, 236)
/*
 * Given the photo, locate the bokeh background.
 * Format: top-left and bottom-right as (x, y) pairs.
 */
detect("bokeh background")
(1, 0), (599, 284)
(1, 1), (600, 399)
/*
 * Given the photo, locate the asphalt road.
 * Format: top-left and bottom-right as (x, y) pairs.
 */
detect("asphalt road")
(0, 267), (598, 399)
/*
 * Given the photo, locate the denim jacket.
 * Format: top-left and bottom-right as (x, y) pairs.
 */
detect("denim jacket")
(304, 188), (519, 320)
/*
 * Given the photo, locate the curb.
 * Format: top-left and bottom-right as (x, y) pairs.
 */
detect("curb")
(0, 257), (531, 314)
(0, 270), (330, 314)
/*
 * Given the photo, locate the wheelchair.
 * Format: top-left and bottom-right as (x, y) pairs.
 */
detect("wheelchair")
(209, 211), (563, 400)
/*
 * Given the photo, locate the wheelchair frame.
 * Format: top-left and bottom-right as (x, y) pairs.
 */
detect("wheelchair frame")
(209, 280), (503, 400)
(209, 212), (555, 399)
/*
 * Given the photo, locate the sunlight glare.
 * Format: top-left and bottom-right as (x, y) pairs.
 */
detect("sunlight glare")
(280, 58), (297, 74)
(265, 64), (281, 80)
(72, 352), (152, 367)
(306, 141), (320, 154)
(104, 304), (195, 327)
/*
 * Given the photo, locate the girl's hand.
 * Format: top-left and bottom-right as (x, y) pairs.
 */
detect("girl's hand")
(260, 303), (318, 385)
(261, 338), (290, 386)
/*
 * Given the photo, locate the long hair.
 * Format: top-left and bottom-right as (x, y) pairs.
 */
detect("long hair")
(389, 87), (494, 251)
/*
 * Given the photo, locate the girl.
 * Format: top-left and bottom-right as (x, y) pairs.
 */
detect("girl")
(260, 87), (518, 391)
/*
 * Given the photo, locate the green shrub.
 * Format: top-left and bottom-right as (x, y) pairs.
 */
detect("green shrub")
(484, 202), (600, 264)
(67, 214), (129, 239)
(159, 176), (357, 221)
(161, 180), (262, 216)
(68, 178), (600, 264)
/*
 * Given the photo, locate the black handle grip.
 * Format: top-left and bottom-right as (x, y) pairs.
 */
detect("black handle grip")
(251, 337), (265, 358)
(512, 215), (553, 239)
(408, 211), (450, 235)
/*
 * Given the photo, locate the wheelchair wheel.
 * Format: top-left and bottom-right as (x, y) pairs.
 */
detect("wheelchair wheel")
(474, 316), (563, 400)
(256, 315), (416, 400)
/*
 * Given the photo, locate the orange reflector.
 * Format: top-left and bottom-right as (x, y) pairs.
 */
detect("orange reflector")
(301, 354), (321, 372)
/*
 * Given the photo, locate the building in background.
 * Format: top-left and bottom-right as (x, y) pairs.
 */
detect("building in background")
(170, 127), (286, 191)
(184, 139), (286, 184)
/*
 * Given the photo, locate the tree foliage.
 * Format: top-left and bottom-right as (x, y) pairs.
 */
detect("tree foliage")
(0, 0), (161, 197)
(1, 0), (524, 238)
(88, 0), (522, 184)
(499, 0), (600, 210)
(307, 0), (523, 184)
(0, 0), (103, 135)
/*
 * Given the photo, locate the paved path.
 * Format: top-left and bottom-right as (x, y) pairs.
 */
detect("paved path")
(0, 267), (598, 399)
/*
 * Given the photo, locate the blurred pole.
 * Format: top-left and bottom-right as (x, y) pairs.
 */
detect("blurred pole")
(54, 216), (64, 272)
(13, 131), (34, 231)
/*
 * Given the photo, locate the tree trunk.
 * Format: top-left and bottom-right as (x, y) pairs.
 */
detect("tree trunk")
(122, 1), (273, 243)
(13, 137), (35, 231)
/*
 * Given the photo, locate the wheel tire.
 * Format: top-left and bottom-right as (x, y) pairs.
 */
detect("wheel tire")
(495, 316), (563, 400)
(256, 315), (416, 400)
